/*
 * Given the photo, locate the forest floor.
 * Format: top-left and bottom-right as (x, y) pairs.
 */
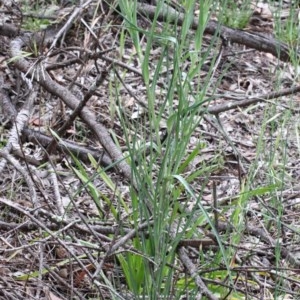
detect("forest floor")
(1, 1), (300, 299)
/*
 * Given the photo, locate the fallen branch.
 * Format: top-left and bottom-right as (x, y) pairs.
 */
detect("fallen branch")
(136, 3), (296, 63)
(22, 128), (113, 166)
(207, 85), (300, 115)
(10, 36), (133, 183)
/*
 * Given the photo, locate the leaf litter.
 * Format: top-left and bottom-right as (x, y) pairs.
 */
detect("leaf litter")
(1, 0), (300, 299)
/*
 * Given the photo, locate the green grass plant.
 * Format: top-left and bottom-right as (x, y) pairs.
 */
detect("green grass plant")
(243, 93), (295, 298)
(216, 0), (252, 29)
(273, 1), (300, 74)
(20, 0), (57, 31)
(110, 0), (300, 298)
(112, 0), (235, 298)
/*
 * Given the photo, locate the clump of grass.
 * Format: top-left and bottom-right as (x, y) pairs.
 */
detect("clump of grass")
(273, 1), (300, 67)
(217, 0), (252, 29)
(20, 0), (58, 31)
(114, 0), (233, 298)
